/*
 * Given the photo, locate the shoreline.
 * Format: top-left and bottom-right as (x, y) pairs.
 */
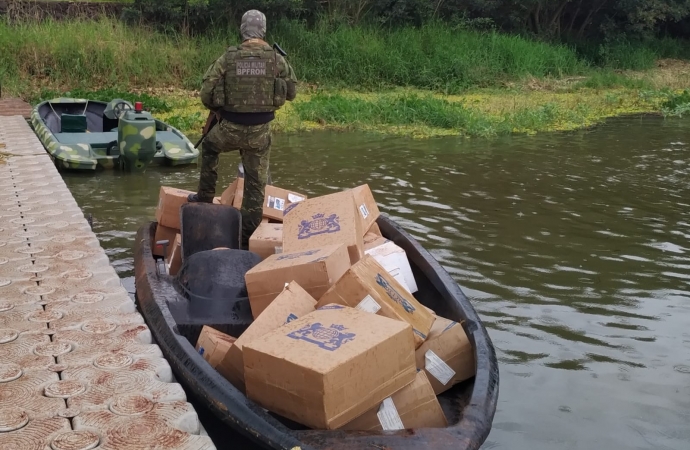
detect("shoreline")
(146, 81), (685, 140)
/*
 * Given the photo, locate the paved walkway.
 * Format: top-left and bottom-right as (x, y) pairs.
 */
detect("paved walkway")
(0, 115), (216, 449)
(0, 98), (32, 119)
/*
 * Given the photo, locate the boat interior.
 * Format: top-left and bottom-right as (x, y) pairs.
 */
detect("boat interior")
(36, 100), (186, 153)
(153, 202), (476, 431)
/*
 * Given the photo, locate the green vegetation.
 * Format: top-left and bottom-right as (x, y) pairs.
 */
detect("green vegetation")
(1, 16), (688, 138)
(2, 18), (689, 97)
(661, 89), (690, 117)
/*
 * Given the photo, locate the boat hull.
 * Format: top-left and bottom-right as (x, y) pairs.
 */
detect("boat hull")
(133, 216), (499, 450)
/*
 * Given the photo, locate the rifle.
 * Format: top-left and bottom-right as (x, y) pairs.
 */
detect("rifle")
(195, 111), (219, 148)
(273, 43), (287, 57)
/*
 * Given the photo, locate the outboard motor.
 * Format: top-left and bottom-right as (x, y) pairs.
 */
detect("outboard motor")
(117, 101), (157, 172)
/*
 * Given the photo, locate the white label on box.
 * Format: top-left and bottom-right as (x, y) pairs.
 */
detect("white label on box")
(356, 295), (381, 314)
(288, 193), (305, 203)
(425, 350), (456, 385)
(359, 203), (370, 219)
(377, 397), (404, 431)
(267, 196), (285, 211)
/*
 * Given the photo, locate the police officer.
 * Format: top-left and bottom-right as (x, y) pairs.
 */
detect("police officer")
(188, 9), (297, 248)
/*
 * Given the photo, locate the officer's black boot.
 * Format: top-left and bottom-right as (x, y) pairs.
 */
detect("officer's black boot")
(187, 193), (213, 203)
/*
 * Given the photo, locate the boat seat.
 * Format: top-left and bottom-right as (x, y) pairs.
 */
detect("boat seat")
(61, 114), (88, 133)
(179, 203), (242, 261)
(54, 131), (118, 146)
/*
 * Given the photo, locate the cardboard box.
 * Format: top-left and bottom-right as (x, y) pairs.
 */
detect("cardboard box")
(153, 224), (178, 257)
(220, 179), (239, 206)
(316, 255), (434, 349)
(415, 316), (475, 395)
(340, 371), (447, 431)
(249, 223), (283, 260)
(363, 233), (388, 252)
(245, 244), (350, 319)
(283, 191), (364, 264)
(365, 240), (418, 294)
(243, 305), (417, 430)
(366, 221), (382, 237)
(166, 233), (182, 276)
(195, 326), (236, 369)
(218, 282), (316, 391)
(351, 184), (380, 234)
(155, 186), (194, 230)
(229, 178), (307, 221)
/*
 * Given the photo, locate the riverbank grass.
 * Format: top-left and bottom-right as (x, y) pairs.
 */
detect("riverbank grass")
(37, 83), (675, 139)
(5, 18), (690, 138)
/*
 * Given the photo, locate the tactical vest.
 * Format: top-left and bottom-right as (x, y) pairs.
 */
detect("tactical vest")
(220, 43), (286, 114)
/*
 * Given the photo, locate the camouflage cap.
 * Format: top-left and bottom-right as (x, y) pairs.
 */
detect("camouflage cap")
(241, 10), (266, 40)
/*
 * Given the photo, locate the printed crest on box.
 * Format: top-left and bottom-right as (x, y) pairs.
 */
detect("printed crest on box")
(287, 322), (356, 351)
(285, 313), (298, 324)
(375, 273), (416, 314)
(298, 214), (341, 240)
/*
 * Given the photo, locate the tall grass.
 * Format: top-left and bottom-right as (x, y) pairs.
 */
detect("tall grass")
(1, 18), (590, 96)
(272, 21), (588, 92)
(0, 19), (225, 93)
(1, 17), (687, 98)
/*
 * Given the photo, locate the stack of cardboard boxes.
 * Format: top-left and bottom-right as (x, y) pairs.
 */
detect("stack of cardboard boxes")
(156, 179), (475, 431)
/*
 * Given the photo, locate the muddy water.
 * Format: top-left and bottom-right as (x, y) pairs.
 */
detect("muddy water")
(61, 115), (690, 450)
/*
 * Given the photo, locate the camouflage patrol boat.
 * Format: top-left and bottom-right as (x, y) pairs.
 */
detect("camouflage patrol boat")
(133, 195), (499, 450)
(31, 97), (199, 171)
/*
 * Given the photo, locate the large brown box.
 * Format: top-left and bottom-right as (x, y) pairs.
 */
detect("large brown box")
(415, 316), (475, 395)
(351, 184), (380, 235)
(220, 179), (239, 206)
(248, 223), (283, 260)
(282, 191), (364, 264)
(243, 305), (417, 430)
(316, 255), (435, 348)
(195, 326), (236, 369)
(221, 178), (307, 222)
(155, 186), (194, 230)
(153, 224), (178, 257)
(340, 371), (447, 431)
(218, 282), (316, 392)
(166, 233), (182, 276)
(245, 244), (350, 319)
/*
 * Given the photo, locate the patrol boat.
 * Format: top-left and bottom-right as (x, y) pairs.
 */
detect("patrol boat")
(133, 179), (499, 450)
(31, 97), (199, 171)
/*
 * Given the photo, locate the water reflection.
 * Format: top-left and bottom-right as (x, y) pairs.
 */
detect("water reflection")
(61, 115), (690, 449)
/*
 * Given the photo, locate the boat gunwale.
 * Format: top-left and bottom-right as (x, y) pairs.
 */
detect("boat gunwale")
(133, 215), (498, 449)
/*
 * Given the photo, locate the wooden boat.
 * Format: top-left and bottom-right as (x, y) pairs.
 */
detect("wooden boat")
(133, 201), (499, 450)
(31, 97), (199, 171)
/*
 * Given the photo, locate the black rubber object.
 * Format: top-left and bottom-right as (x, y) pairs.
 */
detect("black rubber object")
(179, 202), (242, 261)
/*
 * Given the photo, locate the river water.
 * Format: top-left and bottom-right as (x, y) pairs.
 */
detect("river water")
(61, 115), (690, 450)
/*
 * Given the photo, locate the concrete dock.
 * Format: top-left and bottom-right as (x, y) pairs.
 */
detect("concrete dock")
(0, 112), (216, 448)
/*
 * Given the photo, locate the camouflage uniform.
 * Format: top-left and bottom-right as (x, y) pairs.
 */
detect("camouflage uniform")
(192, 10), (297, 248)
